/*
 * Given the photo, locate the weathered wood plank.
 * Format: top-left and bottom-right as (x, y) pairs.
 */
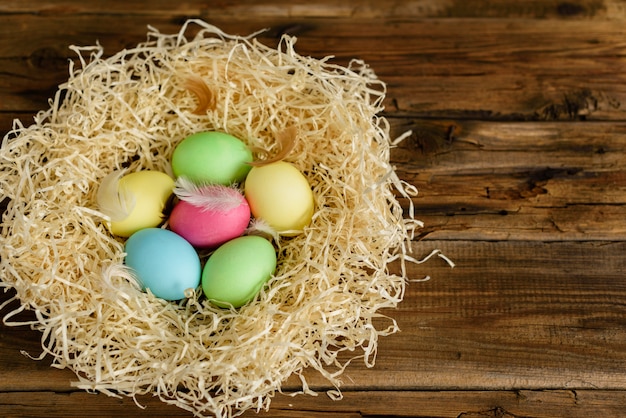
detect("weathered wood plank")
(2, 0), (625, 20)
(3, 241), (625, 394)
(4, 32), (624, 242)
(255, 389), (626, 417)
(3, 389), (626, 417)
(391, 120), (626, 240)
(2, 118), (623, 243)
(1, 16), (625, 124)
(278, 240), (626, 391)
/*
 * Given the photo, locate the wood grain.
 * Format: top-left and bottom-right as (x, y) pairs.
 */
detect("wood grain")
(391, 120), (626, 240)
(3, 390), (626, 418)
(1, 0), (626, 417)
(2, 8), (626, 123)
(2, 0), (626, 19)
(2, 241), (625, 399)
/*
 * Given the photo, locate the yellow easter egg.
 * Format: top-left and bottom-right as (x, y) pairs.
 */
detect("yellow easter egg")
(98, 170), (174, 237)
(244, 161), (314, 235)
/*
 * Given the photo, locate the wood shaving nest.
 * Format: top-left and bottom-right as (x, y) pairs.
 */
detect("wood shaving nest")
(0, 20), (426, 418)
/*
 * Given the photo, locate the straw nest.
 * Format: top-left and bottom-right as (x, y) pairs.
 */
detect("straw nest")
(0, 20), (427, 417)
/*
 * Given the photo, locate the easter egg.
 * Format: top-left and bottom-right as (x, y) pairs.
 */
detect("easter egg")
(202, 235), (277, 308)
(169, 184), (251, 248)
(171, 131), (253, 185)
(244, 161), (314, 235)
(98, 170), (174, 237)
(125, 228), (201, 301)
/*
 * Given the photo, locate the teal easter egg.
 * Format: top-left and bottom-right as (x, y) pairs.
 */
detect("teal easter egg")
(171, 131), (253, 185)
(202, 235), (277, 308)
(125, 228), (201, 300)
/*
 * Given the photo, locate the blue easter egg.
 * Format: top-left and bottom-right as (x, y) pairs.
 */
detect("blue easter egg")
(125, 228), (201, 300)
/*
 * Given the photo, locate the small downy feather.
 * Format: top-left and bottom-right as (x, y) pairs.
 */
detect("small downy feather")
(174, 177), (244, 212)
(244, 218), (279, 244)
(96, 170), (135, 221)
(248, 126), (297, 166)
(185, 76), (216, 115)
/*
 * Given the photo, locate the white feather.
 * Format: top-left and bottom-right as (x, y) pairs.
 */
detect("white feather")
(96, 170), (135, 221)
(174, 177), (244, 212)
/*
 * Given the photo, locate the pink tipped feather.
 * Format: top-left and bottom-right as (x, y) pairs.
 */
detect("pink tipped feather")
(174, 177), (244, 212)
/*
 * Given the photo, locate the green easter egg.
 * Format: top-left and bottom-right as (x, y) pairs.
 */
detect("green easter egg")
(202, 235), (277, 308)
(171, 131), (253, 185)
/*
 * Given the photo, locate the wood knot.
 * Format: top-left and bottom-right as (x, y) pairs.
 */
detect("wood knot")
(536, 89), (606, 121)
(556, 2), (586, 16)
(407, 120), (460, 156)
(457, 406), (518, 418)
(29, 47), (66, 71)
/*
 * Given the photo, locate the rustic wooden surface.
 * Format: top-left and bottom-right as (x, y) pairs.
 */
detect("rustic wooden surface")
(2, 1), (626, 417)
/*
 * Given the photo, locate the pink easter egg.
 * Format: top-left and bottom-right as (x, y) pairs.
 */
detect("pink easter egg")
(169, 187), (251, 248)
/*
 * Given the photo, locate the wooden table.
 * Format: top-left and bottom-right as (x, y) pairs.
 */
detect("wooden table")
(2, 1), (626, 417)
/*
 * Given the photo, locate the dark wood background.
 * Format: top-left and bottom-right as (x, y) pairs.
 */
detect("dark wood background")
(2, 1), (626, 417)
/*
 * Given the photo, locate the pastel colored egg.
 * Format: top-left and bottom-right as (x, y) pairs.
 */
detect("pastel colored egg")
(171, 131), (253, 185)
(125, 228), (201, 301)
(169, 185), (251, 248)
(202, 235), (277, 308)
(244, 161), (314, 235)
(97, 170), (174, 238)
